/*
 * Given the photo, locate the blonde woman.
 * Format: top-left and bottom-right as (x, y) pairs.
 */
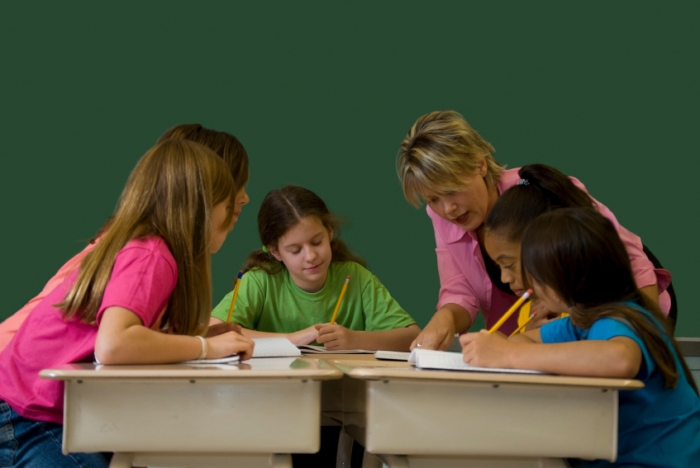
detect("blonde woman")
(398, 110), (671, 350)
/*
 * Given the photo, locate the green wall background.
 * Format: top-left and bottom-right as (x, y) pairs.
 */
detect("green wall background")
(1, 2), (698, 336)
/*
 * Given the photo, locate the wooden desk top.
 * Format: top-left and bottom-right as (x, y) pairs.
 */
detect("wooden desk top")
(326, 358), (644, 390)
(40, 357), (343, 381)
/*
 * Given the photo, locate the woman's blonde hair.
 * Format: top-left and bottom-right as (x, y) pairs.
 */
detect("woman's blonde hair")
(57, 139), (236, 336)
(397, 110), (505, 207)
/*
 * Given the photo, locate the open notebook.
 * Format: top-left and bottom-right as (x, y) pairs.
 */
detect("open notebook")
(374, 350), (411, 361)
(182, 337), (301, 364)
(409, 349), (544, 375)
(298, 345), (374, 354)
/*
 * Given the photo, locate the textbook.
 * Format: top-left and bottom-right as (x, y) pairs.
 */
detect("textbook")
(408, 349), (544, 375)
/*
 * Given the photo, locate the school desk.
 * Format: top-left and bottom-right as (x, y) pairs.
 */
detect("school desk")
(326, 358), (644, 468)
(40, 357), (342, 468)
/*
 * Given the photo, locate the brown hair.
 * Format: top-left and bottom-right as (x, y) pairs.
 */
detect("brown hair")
(485, 164), (594, 243)
(58, 139), (236, 336)
(89, 123), (249, 243)
(242, 185), (366, 274)
(397, 110), (505, 207)
(521, 208), (697, 394)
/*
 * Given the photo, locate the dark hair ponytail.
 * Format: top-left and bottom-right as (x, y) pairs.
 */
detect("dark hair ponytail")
(521, 208), (697, 394)
(242, 185), (366, 275)
(485, 164), (594, 242)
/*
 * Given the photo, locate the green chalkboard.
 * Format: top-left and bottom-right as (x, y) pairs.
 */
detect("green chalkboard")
(1, 2), (698, 336)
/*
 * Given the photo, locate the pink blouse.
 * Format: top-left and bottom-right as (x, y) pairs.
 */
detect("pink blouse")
(429, 168), (671, 335)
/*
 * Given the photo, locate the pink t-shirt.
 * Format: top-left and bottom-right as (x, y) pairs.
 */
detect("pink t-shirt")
(0, 237), (177, 424)
(0, 241), (99, 353)
(429, 168), (671, 335)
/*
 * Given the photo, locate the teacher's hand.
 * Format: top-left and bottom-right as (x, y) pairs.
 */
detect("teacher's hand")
(410, 307), (458, 351)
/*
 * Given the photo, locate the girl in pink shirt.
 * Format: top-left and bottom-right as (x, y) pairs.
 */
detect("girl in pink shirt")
(397, 110), (671, 349)
(0, 123), (251, 353)
(0, 140), (254, 468)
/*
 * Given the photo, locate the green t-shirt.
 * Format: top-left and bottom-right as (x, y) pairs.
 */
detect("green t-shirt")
(211, 261), (416, 333)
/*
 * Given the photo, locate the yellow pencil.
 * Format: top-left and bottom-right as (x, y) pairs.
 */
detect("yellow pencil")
(509, 311), (538, 337)
(329, 276), (350, 325)
(488, 289), (532, 334)
(226, 271), (243, 323)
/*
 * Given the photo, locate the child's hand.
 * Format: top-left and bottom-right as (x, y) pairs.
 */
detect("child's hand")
(206, 332), (255, 360)
(527, 299), (562, 331)
(460, 330), (514, 368)
(289, 326), (319, 346)
(315, 323), (359, 350)
(205, 322), (243, 337)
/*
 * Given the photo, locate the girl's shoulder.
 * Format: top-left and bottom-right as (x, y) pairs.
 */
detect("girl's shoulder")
(243, 265), (288, 287)
(118, 237), (177, 268)
(124, 236), (171, 253)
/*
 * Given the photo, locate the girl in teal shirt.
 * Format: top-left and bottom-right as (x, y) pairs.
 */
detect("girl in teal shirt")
(461, 208), (699, 467)
(211, 185), (419, 351)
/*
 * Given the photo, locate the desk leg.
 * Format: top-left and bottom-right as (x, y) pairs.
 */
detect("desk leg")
(361, 450), (383, 468)
(337, 429), (354, 467)
(109, 453), (134, 468)
(271, 454), (293, 467)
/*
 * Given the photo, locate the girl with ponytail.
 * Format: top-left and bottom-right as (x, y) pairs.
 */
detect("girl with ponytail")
(483, 164), (674, 333)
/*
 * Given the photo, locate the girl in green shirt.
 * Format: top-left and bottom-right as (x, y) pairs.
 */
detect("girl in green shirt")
(210, 185), (419, 351)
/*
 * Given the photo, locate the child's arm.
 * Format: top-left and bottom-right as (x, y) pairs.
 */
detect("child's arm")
(460, 330), (642, 378)
(96, 307), (254, 364)
(207, 316), (318, 346)
(316, 324), (420, 351)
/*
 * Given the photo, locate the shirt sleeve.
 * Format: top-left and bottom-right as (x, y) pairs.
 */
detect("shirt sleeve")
(569, 176), (657, 289)
(211, 272), (265, 329)
(97, 241), (177, 329)
(431, 212), (480, 321)
(361, 272), (417, 331)
(540, 315), (653, 380)
(586, 317), (654, 380)
(539, 316), (580, 344)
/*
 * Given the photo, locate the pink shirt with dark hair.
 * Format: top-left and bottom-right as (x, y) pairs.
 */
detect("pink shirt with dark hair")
(429, 168), (671, 335)
(0, 237), (177, 424)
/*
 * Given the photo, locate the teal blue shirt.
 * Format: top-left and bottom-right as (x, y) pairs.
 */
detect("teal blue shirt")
(540, 305), (700, 467)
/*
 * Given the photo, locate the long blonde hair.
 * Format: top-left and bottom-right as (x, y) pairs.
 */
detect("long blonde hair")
(397, 110), (505, 207)
(58, 139), (236, 336)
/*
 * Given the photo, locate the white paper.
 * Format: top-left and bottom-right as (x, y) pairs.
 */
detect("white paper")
(374, 350), (411, 361)
(251, 337), (302, 358)
(409, 349), (543, 374)
(298, 344), (373, 354)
